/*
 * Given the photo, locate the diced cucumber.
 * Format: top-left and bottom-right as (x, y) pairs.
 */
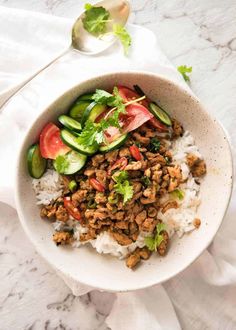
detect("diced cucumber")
(69, 101), (91, 121)
(148, 103), (172, 126)
(60, 129), (98, 155)
(76, 93), (94, 101)
(99, 134), (127, 153)
(81, 101), (107, 126)
(53, 150), (87, 175)
(58, 115), (82, 132)
(27, 144), (47, 179)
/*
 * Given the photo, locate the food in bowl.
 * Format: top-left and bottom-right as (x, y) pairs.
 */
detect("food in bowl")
(27, 85), (206, 269)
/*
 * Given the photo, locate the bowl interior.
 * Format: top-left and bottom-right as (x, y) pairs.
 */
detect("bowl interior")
(15, 72), (233, 292)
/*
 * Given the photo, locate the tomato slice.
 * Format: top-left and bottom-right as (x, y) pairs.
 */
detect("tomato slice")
(89, 178), (105, 192)
(64, 197), (81, 221)
(129, 145), (142, 161)
(108, 157), (128, 175)
(39, 123), (70, 159)
(148, 118), (169, 132)
(117, 86), (149, 108)
(122, 103), (153, 133)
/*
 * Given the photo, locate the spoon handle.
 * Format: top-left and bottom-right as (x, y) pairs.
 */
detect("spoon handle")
(0, 46), (72, 110)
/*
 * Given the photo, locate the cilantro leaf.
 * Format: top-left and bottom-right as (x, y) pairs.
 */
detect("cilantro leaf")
(76, 120), (101, 146)
(54, 155), (69, 174)
(144, 237), (156, 251)
(177, 65), (192, 82)
(112, 170), (129, 183)
(145, 223), (167, 252)
(114, 180), (133, 204)
(82, 4), (110, 35)
(170, 189), (185, 200)
(92, 89), (113, 104)
(113, 24), (131, 55)
(149, 138), (161, 152)
(113, 170), (133, 204)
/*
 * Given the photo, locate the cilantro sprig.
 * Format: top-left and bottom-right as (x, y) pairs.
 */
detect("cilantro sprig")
(54, 155), (69, 173)
(113, 170), (133, 204)
(82, 3), (132, 55)
(177, 65), (192, 82)
(82, 4), (111, 35)
(144, 223), (167, 251)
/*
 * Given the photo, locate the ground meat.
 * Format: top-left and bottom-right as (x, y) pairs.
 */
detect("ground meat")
(84, 168), (96, 177)
(125, 160), (147, 171)
(138, 247), (152, 260)
(95, 192), (107, 204)
(191, 160), (206, 177)
(193, 218), (201, 228)
(55, 205), (69, 222)
(133, 132), (150, 145)
(92, 154), (105, 167)
(147, 206), (157, 218)
(186, 154), (199, 168)
(126, 253), (141, 269)
(172, 119), (183, 138)
(115, 221), (129, 230)
(141, 218), (158, 232)
(161, 200), (179, 214)
(157, 231), (169, 256)
(186, 154), (207, 177)
(135, 210), (147, 225)
(105, 150), (119, 163)
(111, 231), (133, 246)
(72, 190), (88, 204)
(119, 147), (131, 158)
(40, 205), (57, 219)
(53, 231), (73, 245)
(141, 185), (157, 204)
(95, 169), (107, 185)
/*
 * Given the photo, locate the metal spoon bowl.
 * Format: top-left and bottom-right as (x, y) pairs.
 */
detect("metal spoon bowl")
(72, 0), (130, 54)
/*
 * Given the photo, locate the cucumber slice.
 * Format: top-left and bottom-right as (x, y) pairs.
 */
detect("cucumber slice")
(53, 150), (87, 175)
(148, 103), (172, 126)
(69, 101), (91, 121)
(27, 144), (47, 179)
(76, 93), (94, 101)
(58, 115), (82, 132)
(81, 101), (107, 126)
(99, 134), (127, 153)
(60, 129), (98, 155)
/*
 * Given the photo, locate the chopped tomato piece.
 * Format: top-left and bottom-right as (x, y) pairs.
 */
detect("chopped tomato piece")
(148, 118), (169, 132)
(108, 157), (128, 175)
(129, 145), (142, 161)
(64, 197), (81, 221)
(89, 178), (105, 192)
(122, 103), (153, 133)
(117, 85), (149, 108)
(39, 122), (70, 159)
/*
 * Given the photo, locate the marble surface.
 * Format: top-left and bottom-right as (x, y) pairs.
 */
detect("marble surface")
(0, 0), (236, 329)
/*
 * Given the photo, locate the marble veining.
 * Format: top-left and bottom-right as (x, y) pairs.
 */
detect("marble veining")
(0, 0), (236, 329)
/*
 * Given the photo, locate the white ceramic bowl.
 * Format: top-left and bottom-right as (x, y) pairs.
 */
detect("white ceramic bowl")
(15, 72), (233, 292)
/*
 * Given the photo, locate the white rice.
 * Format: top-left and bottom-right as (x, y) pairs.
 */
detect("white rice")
(33, 130), (204, 258)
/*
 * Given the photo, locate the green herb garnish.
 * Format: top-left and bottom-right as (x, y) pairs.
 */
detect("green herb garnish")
(177, 65), (192, 82)
(170, 189), (185, 200)
(113, 170), (133, 204)
(82, 4), (110, 35)
(82, 4), (132, 54)
(113, 24), (132, 55)
(145, 223), (167, 251)
(149, 138), (161, 152)
(54, 155), (69, 173)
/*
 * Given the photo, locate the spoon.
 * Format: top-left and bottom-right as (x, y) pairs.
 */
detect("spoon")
(1, 0), (130, 108)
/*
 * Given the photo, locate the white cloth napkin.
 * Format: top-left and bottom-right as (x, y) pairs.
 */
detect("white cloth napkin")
(0, 6), (236, 330)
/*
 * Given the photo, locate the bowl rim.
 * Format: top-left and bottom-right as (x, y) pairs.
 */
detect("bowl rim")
(14, 70), (234, 292)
